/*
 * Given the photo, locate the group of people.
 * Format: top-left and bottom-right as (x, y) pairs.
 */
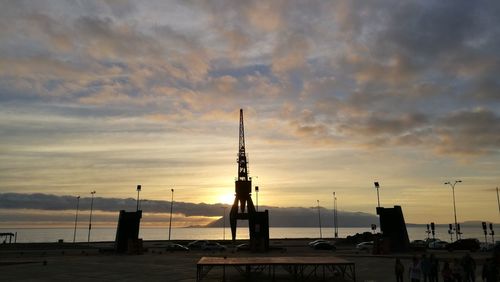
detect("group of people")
(395, 253), (478, 282)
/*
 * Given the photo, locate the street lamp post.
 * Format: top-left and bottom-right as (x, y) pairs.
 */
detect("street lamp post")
(317, 200), (322, 239)
(255, 186), (259, 212)
(168, 188), (174, 241)
(88, 190), (96, 244)
(374, 182), (380, 208)
(222, 206), (227, 241)
(73, 196), (80, 243)
(335, 194), (339, 238)
(445, 180), (462, 241)
(333, 192), (338, 239)
(136, 185), (141, 211)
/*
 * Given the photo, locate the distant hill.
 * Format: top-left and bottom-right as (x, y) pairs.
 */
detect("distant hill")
(206, 206), (378, 227)
(2, 193), (494, 228)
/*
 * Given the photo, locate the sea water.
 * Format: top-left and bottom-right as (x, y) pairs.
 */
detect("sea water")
(1, 226), (496, 243)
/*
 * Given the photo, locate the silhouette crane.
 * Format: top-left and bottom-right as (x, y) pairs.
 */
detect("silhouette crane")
(229, 109), (256, 241)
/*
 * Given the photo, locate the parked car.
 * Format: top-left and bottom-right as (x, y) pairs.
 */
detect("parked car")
(410, 240), (428, 250)
(165, 243), (189, 252)
(312, 241), (336, 250)
(235, 243), (250, 252)
(356, 241), (373, 251)
(187, 240), (210, 250)
(201, 242), (226, 251)
(308, 239), (330, 247)
(446, 239), (480, 252)
(428, 240), (449, 250)
(425, 238), (440, 244)
(480, 242), (494, 252)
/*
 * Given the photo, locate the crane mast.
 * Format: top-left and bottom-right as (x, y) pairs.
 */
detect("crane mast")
(238, 109), (248, 181)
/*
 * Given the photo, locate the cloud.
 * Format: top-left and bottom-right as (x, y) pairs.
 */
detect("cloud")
(1, 0), (500, 217)
(0, 192), (226, 216)
(244, 1), (284, 32)
(3, 1), (499, 138)
(271, 33), (309, 74)
(340, 113), (429, 137)
(471, 76), (500, 101)
(0, 193), (378, 227)
(436, 108), (500, 155)
(72, 16), (162, 61)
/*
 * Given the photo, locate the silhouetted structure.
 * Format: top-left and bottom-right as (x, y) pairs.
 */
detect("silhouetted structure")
(376, 206), (410, 253)
(229, 109), (269, 251)
(197, 256), (355, 282)
(249, 209), (270, 251)
(115, 210), (142, 253)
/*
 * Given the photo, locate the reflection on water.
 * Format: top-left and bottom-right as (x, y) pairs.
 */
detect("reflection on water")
(1, 226), (496, 243)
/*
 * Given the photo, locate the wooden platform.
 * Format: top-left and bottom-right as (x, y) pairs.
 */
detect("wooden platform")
(197, 256), (356, 281)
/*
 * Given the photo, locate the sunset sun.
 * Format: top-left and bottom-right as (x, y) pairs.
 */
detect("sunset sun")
(218, 193), (235, 205)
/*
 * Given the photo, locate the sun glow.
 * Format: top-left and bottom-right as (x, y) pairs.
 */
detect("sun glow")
(218, 193), (235, 205)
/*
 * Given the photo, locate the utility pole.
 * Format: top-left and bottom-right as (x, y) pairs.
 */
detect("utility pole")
(374, 182), (380, 208)
(168, 188), (174, 241)
(317, 200), (322, 239)
(333, 192), (338, 239)
(88, 190), (96, 244)
(445, 180), (462, 241)
(73, 196), (80, 243)
(255, 186), (259, 212)
(136, 185), (141, 211)
(335, 194), (339, 238)
(222, 206), (227, 241)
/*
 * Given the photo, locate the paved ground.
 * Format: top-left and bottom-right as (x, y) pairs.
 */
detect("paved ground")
(0, 239), (493, 281)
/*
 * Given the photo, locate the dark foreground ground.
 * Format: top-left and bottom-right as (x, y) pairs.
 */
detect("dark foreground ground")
(0, 239), (493, 281)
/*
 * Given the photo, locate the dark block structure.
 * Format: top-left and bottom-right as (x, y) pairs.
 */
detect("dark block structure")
(376, 206), (410, 253)
(115, 210), (142, 253)
(249, 210), (270, 251)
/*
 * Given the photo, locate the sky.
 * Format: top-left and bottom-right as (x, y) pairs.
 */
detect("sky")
(0, 0), (499, 226)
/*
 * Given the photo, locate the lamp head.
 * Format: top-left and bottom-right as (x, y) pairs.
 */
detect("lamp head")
(444, 182), (450, 185)
(137, 185), (141, 191)
(374, 182), (380, 188)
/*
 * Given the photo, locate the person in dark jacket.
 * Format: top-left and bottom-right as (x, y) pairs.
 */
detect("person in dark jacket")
(421, 254), (431, 282)
(429, 254), (439, 282)
(441, 262), (453, 282)
(395, 258), (405, 282)
(482, 257), (499, 282)
(461, 253), (476, 282)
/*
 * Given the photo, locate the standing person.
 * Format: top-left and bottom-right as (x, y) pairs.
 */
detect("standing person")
(461, 253), (476, 282)
(482, 257), (499, 282)
(452, 258), (464, 282)
(421, 254), (432, 282)
(429, 254), (439, 282)
(441, 262), (453, 282)
(482, 258), (491, 282)
(409, 256), (422, 282)
(395, 258), (405, 282)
